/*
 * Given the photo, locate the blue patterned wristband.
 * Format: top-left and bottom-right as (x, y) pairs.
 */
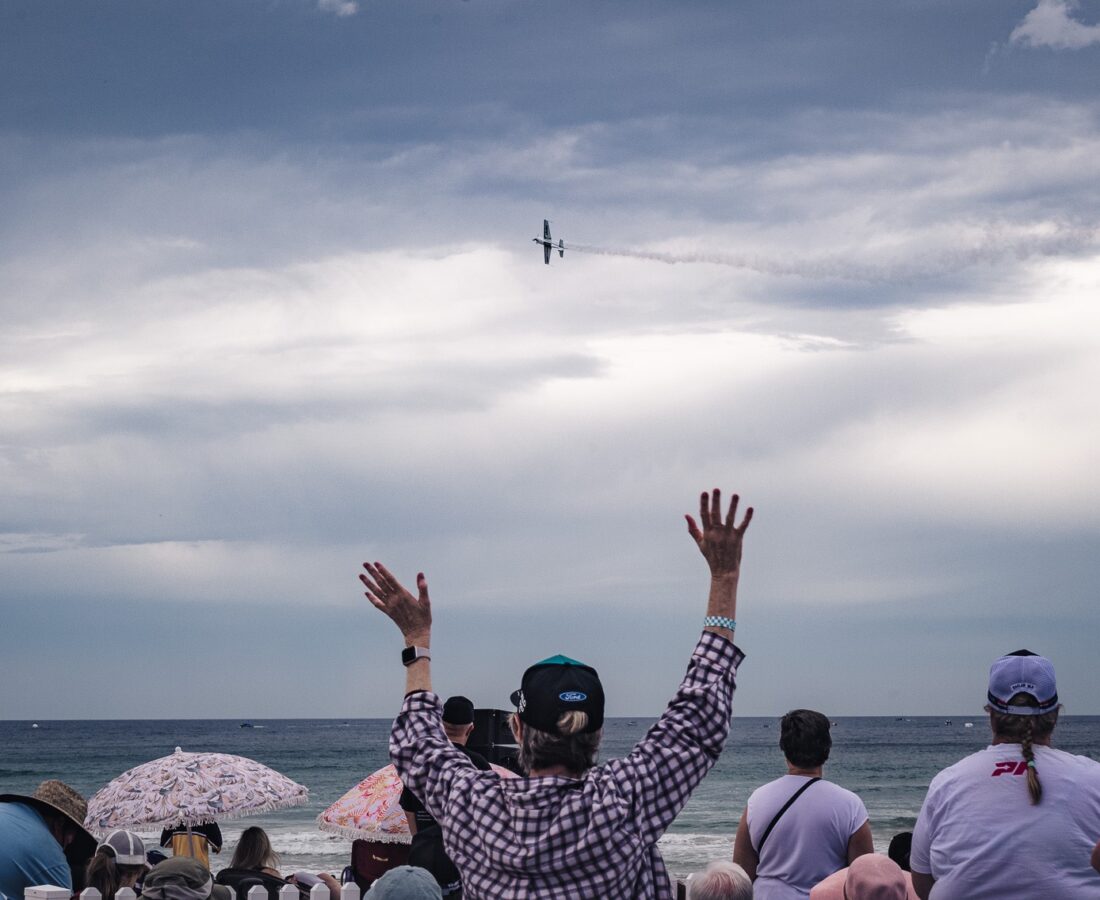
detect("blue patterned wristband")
(704, 616), (736, 630)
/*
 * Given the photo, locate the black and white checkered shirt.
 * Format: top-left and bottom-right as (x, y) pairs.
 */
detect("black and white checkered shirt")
(390, 631), (744, 899)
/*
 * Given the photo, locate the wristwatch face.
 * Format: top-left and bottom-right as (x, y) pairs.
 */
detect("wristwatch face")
(401, 646), (418, 666)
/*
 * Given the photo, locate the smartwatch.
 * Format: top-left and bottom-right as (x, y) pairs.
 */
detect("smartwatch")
(401, 646), (431, 667)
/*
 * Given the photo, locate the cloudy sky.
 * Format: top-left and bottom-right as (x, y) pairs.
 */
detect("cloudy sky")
(2, 0), (1099, 719)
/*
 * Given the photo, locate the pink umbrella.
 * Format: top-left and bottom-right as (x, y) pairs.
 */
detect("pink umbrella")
(86, 747), (309, 832)
(317, 762), (516, 843)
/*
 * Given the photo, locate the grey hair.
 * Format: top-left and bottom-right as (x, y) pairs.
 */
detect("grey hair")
(513, 712), (601, 775)
(687, 861), (754, 900)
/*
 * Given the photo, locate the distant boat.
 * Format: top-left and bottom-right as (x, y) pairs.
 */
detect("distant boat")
(240, 722), (255, 728)
(31, 723), (39, 729)
(964, 722), (974, 728)
(944, 720), (952, 725)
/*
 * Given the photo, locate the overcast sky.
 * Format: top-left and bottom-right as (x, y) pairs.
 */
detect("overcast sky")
(2, 0), (1099, 719)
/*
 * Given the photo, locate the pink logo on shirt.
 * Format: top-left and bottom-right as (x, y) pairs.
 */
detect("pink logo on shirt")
(991, 760), (1029, 776)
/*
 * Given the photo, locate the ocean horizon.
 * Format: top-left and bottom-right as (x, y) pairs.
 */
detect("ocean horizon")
(5, 716), (1098, 881)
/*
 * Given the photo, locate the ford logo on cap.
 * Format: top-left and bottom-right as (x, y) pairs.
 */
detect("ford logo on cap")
(559, 691), (587, 702)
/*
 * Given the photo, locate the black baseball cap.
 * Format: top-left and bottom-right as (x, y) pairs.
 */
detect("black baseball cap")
(442, 695), (475, 725)
(510, 654), (604, 735)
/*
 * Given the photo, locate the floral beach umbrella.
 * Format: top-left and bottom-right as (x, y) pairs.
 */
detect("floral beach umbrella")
(85, 746), (309, 832)
(317, 763), (517, 843)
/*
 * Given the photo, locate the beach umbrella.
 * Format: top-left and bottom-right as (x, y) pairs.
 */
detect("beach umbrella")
(317, 762), (516, 842)
(85, 746), (309, 833)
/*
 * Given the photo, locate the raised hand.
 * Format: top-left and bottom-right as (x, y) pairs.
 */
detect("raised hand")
(685, 488), (753, 578)
(360, 562), (432, 643)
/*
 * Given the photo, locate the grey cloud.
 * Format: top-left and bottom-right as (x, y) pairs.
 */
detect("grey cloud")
(4, 0), (1100, 718)
(1010, 0), (1100, 49)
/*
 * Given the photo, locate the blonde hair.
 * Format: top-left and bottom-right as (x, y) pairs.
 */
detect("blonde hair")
(556, 710), (589, 735)
(513, 711), (601, 775)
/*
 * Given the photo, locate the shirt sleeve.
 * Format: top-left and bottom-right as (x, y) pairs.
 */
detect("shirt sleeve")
(42, 855), (72, 891)
(389, 692), (482, 825)
(848, 792), (869, 836)
(600, 631), (743, 844)
(910, 780), (938, 875)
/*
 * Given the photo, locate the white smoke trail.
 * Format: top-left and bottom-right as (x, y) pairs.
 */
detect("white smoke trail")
(563, 222), (1099, 282)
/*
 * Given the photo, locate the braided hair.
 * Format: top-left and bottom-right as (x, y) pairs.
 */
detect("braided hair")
(988, 693), (1059, 805)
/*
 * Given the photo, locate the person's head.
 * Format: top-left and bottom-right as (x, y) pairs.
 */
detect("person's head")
(887, 832), (912, 872)
(441, 696), (475, 745)
(86, 831), (148, 900)
(779, 709), (832, 769)
(0, 780), (96, 859)
(365, 865), (442, 899)
(985, 649), (1061, 804)
(809, 854), (908, 900)
(229, 826), (279, 871)
(509, 653), (605, 776)
(143, 858), (232, 900)
(687, 860), (753, 900)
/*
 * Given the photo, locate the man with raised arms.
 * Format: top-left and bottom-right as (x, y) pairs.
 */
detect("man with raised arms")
(361, 488), (753, 899)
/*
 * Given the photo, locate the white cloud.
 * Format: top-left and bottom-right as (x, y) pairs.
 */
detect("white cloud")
(1010, 0), (1100, 50)
(317, 0), (358, 17)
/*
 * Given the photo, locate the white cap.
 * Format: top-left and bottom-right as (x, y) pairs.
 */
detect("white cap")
(99, 829), (147, 866)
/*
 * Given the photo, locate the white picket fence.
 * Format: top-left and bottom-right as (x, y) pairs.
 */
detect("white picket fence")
(27, 883), (362, 900)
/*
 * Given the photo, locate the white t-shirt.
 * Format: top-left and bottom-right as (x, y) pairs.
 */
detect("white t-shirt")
(911, 744), (1100, 899)
(746, 775), (869, 900)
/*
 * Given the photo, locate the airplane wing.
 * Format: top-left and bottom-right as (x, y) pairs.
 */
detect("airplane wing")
(544, 243), (551, 265)
(543, 219), (551, 241)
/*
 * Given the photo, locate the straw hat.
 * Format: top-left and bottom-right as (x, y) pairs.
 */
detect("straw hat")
(0, 780), (96, 858)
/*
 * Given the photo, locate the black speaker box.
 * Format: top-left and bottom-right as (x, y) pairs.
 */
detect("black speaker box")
(469, 708), (519, 769)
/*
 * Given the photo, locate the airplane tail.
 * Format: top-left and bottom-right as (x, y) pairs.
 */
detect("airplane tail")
(558, 239), (564, 258)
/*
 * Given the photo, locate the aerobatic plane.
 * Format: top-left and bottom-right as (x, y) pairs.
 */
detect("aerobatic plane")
(533, 219), (565, 264)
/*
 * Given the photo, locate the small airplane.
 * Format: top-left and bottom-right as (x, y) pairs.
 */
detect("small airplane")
(533, 219), (565, 265)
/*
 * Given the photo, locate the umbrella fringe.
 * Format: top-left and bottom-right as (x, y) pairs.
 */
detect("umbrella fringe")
(209, 794), (311, 823)
(87, 795), (310, 835)
(316, 814), (411, 845)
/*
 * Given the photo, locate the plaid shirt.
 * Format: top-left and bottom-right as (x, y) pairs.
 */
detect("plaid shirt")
(390, 631), (744, 899)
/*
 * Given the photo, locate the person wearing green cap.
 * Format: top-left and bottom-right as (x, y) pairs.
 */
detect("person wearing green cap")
(361, 488), (753, 899)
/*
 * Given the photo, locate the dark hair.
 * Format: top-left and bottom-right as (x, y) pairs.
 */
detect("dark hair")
(85, 847), (145, 900)
(230, 826), (280, 871)
(779, 709), (832, 768)
(888, 831), (913, 872)
(513, 711), (601, 775)
(988, 692), (1060, 805)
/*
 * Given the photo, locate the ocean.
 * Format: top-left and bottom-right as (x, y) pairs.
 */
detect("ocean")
(4, 716), (1099, 883)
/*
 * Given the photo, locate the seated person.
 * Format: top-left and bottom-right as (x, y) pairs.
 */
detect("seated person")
(86, 831), (149, 900)
(687, 861), (754, 899)
(810, 854), (915, 900)
(144, 857), (231, 900)
(733, 710), (873, 898)
(217, 827), (340, 900)
(0, 780), (96, 899)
